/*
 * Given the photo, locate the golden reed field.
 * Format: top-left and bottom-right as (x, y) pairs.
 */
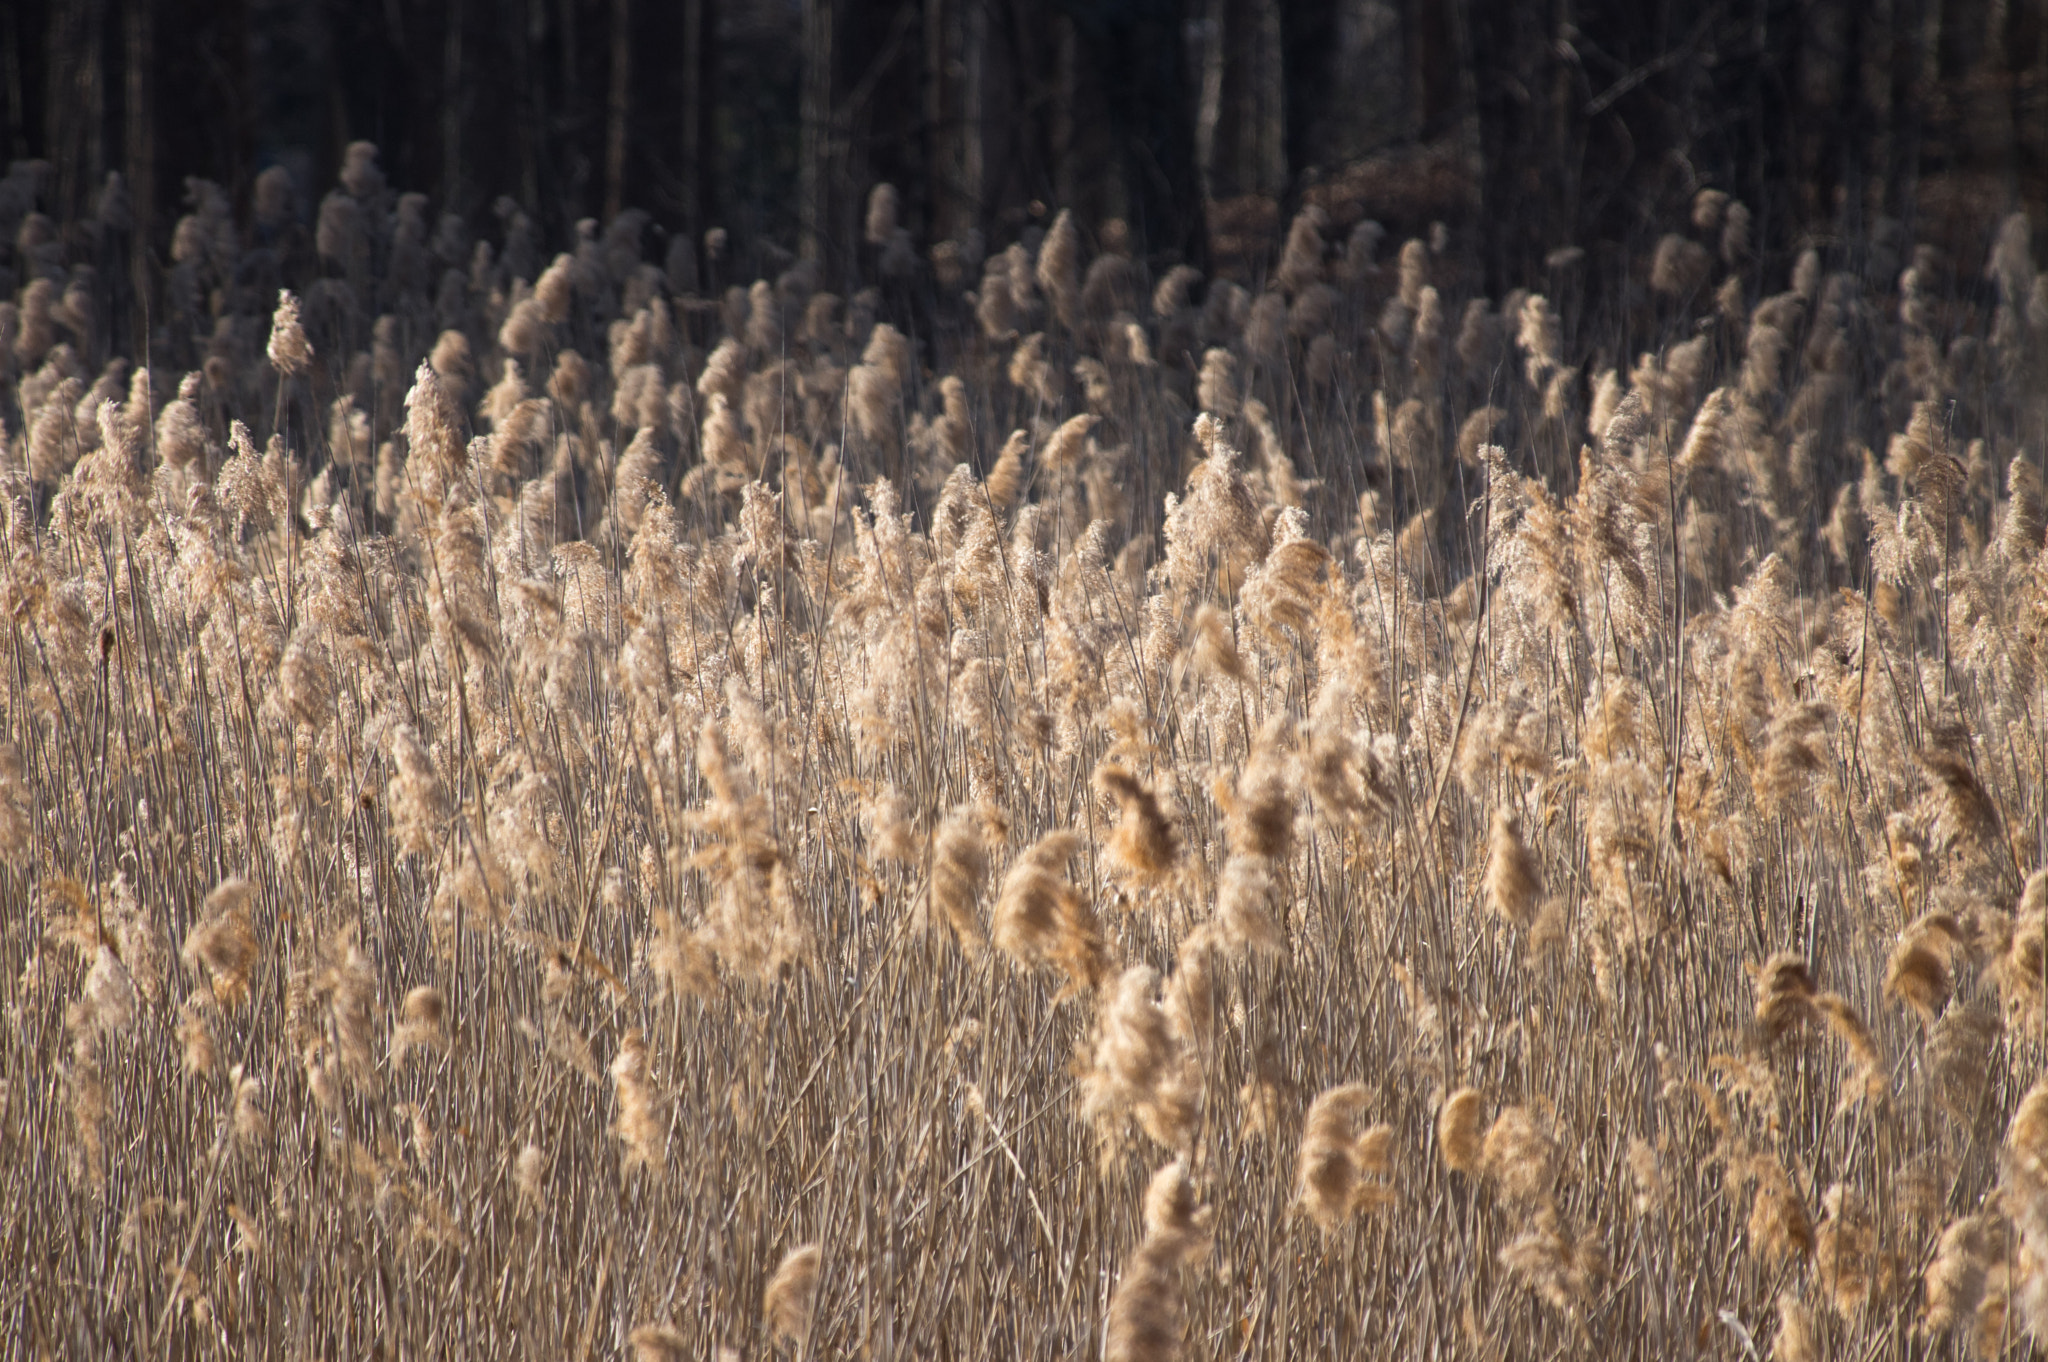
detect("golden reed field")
(6, 152), (2048, 1359)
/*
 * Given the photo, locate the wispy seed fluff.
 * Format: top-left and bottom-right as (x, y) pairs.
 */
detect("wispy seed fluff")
(183, 877), (260, 1007)
(1105, 1159), (1210, 1362)
(1483, 809), (1543, 930)
(1095, 761), (1180, 893)
(266, 289), (313, 377)
(390, 986), (447, 1067)
(610, 1027), (664, 1171)
(929, 806), (988, 951)
(1438, 1087), (1486, 1173)
(1081, 964), (1199, 1153)
(1037, 209), (1082, 329)
(1294, 1083), (1396, 1230)
(993, 831), (1110, 995)
(627, 1324), (689, 1362)
(1752, 950), (1819, 1043)
(763, 1242), (822, 1345)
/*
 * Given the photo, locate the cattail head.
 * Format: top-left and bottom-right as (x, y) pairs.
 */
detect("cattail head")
(1884, 925), (1954, 1024)
(1752, 951), (1819, 1042)
(178, 995), (219, 1080)
(610, 1027), (664, 1171)
(391, 986), (447, 1066)
(183, 879), (259, 1007)
(763, 1243), (821, 1345)
(929, 808), (988, 951)
(1498, 1201), (1603, 1315)
(1917, 748), (2001, 857)
(993, 831), (1110, 995)
(1105, 1159), (1209, 1362)
(1747, 1156), (1814, 1265)
(1922, 1214), (2002, 1336)
(1295, 1083), (1395, 1229)
(628, 1325), (689, 1362)
(266, 290), (314, 378)
(1812, 993), (1883, 1103)
(231, 1067), (271, 1147)
(1082, 964), (1198, 1152)
(1095, 762), (1180, 893)
(1041, 412), (1096, 470)
(1037, 209), (1082, 329)
(1480, 1105), (1559, 1204)
(1439, 1088), (1486, 1173)
(1215, 852), (1283, 953)
(864, 183), (900, 245)
(1190, 604), (1246, 683)
(1483, 809), (1542, 930)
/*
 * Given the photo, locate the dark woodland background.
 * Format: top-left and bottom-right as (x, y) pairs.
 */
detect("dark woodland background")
(6, 0), (2048, 312)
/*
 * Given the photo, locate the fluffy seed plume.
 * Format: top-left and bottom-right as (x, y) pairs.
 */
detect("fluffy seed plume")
(266, 290), (313, 376)
(1095, 762), (1180, 893)
(1439, 1088), (1486, 1173)
(929, 807), (989, 950)
(763, 1243), (821, 1345)
(1105, 1159), (1210, 1362)
(993, 831), (1111, 995)
(183, 878), (260, 1007)
(1294, 1083), (1395, 1229)
(1483, 809), (1543, 930)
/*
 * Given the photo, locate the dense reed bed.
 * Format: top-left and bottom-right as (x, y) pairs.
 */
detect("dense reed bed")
(5, 149), (2048, 1358)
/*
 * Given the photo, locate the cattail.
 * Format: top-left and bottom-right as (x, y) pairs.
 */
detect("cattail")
(610, 1027), (664, 1171)
(1095, 762), (1180, 892)
(1483, 810), (1542, 930)
(178, 995), (219, 1080)
(1439, 1088), (1485, 1173)
(1190, 604), (1246, 683)
(1220, 727), (1295, 864)
(1650, 233), (1712, 297)
(628, 1325), (689, 1362)
(391, 986), (447, 1066)
(1481, 1106), (1558, 1204)
(232, 1068), (271, 1147)
(928, 808), (987, 950)
(864, 183), (899, 246)
(534, 253), (576, 323)
(1884, 928), (1951, 1023)
(1922, 1214), (2002, 1336)
(514, 1143), (548, 1205)
(386, 724), (451, 859)
(1295, 1083), (1394, 1229)
(1153, 264), (1201, 318)
(1105, 1159), (1209, 1362)
(183, 879), (259, 1007)
(1082, 964), (1198, 1152)
(316, 929), (380, 1091)
(1498, 1202), (1602, 1315)
(1813, 1184), (1894, 1316)
(993, 831), (1110, 994)
(1041, 412), (1095, 470)
(1214, 852), (1283, 953)
(763, 1243), (821, 1345)
(1747, 1157), (1814, 1264)
(985, 428), (1028, 512)
(1275, 208), (1326, 294)
(1752, 951), (1818, 1042)
(1626, 1138), (1664, 1214)
(1917, 748), (2001, 855)
(266, 290), (313, 377)
(1037, 209), (1082, 329)
(976, 260), (1019, 339)
(1813, 993), (1882, 1102)
(1195, 348), (1238, 420)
